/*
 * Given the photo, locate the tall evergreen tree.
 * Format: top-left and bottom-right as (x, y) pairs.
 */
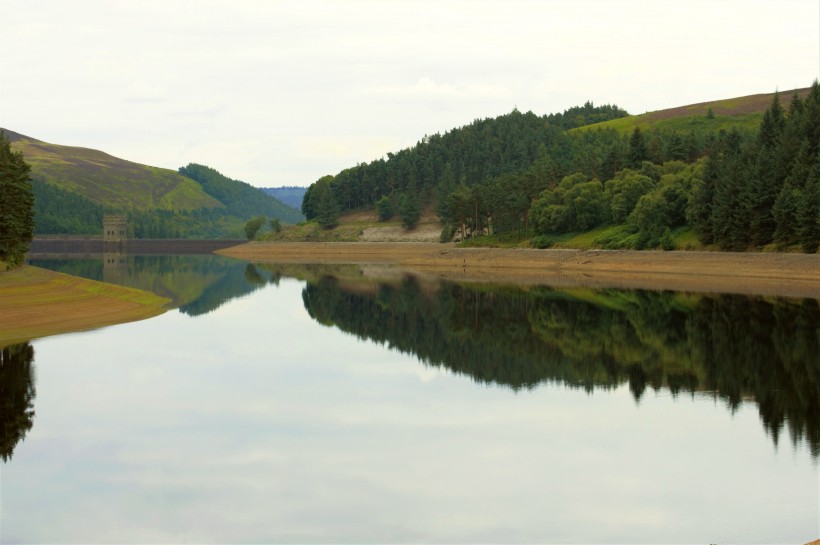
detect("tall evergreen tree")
(627, 127), (648, 168)
(0, 133), (35, 267)
(797, 153), (820, 253)
(314, 181), (340, 229)
(399, 182), (421, 229)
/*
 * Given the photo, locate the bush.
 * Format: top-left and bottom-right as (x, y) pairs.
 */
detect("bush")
(376, 195), (393, 222)
(439, 223), (456, 243)
(531, 235), (556, 249)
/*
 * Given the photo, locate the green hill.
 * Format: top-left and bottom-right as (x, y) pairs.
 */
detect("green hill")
(179, 164), (303, 225)
(299, 80), (819, 253)
(573, 87), (811, 135)
(4, 129), (222, 210)
(2, 129), (304, 238)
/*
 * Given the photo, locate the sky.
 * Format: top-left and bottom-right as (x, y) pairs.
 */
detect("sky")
(2, 0), (819, 188)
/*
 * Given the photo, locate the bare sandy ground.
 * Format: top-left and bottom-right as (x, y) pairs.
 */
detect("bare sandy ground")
(218, 242), (820, 299)
(0, 266), (169, 347)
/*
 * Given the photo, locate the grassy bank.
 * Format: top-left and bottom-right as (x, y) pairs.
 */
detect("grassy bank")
(0, 266), (170, 347)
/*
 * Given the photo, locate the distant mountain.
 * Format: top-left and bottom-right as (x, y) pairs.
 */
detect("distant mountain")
(259, 186), (307, 211)
(3, 129), (303, 238)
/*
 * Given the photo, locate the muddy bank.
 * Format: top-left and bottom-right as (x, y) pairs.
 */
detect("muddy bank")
(217, 242), (820, 299)
(0, 266), (170, 347)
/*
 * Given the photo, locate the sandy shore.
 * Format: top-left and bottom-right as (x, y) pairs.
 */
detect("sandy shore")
(0, 266), (169, 347)
(218, 242), (820, 299)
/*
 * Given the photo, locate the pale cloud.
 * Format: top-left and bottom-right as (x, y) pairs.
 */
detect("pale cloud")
(181, 140), (259, 172)
(2, 0), (818, 187)
(122, 80), (167, 104)
(363, 77), (511, 100)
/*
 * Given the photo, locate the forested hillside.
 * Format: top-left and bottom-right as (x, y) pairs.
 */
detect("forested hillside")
(5, 130), (303, 238)
(302, 83), (819, 252)
(5, 130), (222, 211)
(179, 164), (303, 224)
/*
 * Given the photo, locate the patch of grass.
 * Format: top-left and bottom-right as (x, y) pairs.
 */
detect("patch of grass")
(263, 220), (364, 242)
(671, 227), (704, 250)
(544, 225), (638, 250)
(573, 87), (810, 136)
(574, 113), (763, 137)
(550, 225), (707, 251)
(457, 233), (531, 248)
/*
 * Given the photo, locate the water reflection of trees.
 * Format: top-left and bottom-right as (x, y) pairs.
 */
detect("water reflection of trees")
(302, 276), (819, 457)
(31, 256), (280, 317)
(0, 342), (35, 462)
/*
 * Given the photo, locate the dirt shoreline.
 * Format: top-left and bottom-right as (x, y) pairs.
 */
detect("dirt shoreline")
(0, 266), (170, 347)
(217, 242), (820, 299)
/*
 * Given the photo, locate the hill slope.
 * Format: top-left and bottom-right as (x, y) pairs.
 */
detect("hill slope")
(3, 129), (222, 210)
(573, 87), (812, 135)
(3, 129), (304, 237)
(180, 164), (303, 225)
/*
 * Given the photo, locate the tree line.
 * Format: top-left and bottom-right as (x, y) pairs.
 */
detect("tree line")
(302, 82), (819, 252)
(301, 104), (629, 226)
(690, 88), (820, 251)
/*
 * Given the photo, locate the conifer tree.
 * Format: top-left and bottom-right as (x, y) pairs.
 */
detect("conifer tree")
(773, 183), (801, 246)
(797, 151), (820, 253)
(627, 127), (648, 168)
(399, 183), (421, 229)
(315, 181), (340, 229)
(376, 195), (393, 221)
(747, 95), (788, 246)
(0, 133), (35, 267)
(667, 133), (687, 162)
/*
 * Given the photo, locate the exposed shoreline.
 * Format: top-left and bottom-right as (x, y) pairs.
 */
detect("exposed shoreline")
(0, 266), (170, 348)
(217, 242), (820, 299)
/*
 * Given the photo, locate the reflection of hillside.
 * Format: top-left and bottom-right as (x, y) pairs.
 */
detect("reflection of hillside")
(30, 256), (279, 317)
(301, 275), (819, 457)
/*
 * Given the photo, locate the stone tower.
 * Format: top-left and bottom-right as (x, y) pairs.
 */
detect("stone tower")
(103, 215), (127, 244)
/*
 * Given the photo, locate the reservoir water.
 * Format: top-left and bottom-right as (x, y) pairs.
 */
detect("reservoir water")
(3, 254), (818, 543)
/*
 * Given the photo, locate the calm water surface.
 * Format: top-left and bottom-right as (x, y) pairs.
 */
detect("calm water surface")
(3, 255), (818, 543)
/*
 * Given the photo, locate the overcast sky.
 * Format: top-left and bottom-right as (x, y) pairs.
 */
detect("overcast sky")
(2, 0), (818, 187)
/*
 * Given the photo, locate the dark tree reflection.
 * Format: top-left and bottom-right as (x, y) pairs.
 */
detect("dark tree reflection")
(0, 342), (36, 462)
(300, 275), (820, 457)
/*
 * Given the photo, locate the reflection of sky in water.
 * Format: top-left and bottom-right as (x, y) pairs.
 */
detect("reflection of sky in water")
(2, 279), (817, 543)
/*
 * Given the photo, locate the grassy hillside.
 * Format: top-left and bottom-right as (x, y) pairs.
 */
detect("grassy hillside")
(3, 129), (222, 210)
(3, 129), (304, 238)
(573, 87), (811, 135)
